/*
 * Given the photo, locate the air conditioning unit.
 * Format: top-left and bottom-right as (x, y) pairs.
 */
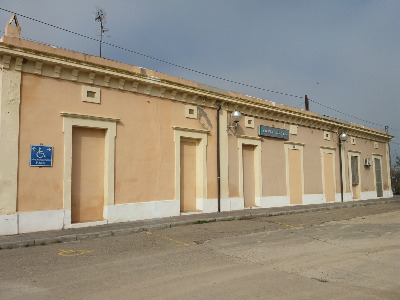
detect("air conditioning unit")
(364, 158), (372, 166)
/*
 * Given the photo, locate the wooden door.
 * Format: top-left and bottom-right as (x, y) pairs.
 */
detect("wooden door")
(243, 145), (256, 207)
(71, 127), (105, 223)
(323, 153), (335, 202)
(288, 149), (303, 204)
(180, 140), (197, 212)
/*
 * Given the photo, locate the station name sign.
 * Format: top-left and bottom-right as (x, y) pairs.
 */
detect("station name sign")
(259, 125), (289, 140)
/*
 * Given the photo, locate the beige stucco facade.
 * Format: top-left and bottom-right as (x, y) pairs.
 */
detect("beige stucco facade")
(0, 19), (393, 235)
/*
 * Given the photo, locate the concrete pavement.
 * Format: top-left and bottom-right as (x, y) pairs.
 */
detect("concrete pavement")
(1, 196), (399, 250)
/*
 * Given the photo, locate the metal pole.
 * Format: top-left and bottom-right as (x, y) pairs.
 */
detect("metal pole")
(100, 21), (103, 57)
(339, 139), (344, 202)
(385, 126), (393, 193)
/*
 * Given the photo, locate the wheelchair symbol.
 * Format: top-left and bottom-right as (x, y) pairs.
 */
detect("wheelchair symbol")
(36, 147), (46, 159)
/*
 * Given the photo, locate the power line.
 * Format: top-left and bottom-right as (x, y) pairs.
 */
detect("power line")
(391, 141), (400, 146)
(0, 7), (399, 134)
(0, 7), (305, 100)
(308, 98), (400, 133)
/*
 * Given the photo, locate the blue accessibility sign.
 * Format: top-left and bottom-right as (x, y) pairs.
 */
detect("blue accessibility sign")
(30, 145), (53, 167)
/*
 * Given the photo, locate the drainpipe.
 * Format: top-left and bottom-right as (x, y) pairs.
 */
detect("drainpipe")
(339, 140), (344, 202)
(338, 132), (348, 202)
(385, 126), (392, 194)
(217, 102), (221, 212)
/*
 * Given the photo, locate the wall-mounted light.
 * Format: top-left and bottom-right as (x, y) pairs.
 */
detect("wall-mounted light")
(227, 110), (242, 133)
(339, 132), (348, 144)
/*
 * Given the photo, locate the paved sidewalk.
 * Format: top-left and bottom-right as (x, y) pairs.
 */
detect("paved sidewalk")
(1, 197), (399, 250)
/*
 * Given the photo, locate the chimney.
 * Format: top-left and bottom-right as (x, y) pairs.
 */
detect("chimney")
(4, 14), (21, 39)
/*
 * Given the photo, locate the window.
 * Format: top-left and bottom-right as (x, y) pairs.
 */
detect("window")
(82, 85), (101, 104)
(324, 131), (331, 141)
(290, 125), (298, 135)
(351, 156), (359, 185)
(185, 105), (197, 119)
(245, 116), (254, 128)
(87, 91), (96, 98)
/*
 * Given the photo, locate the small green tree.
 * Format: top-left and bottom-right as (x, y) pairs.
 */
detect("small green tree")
(391, 156), (400, 195)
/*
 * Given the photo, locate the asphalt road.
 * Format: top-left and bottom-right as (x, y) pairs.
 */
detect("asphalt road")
(1, 202), (399, 299)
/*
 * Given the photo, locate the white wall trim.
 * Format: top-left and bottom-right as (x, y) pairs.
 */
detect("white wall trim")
(335, 192), (343, 202)
(18, 210), (65, 233)
(303, 194), (325, 205)
(220, 198), (230, 212)
(1, 191), (394, 236)
(196, 198), (203, 211)
(105, 199), (180, 223)
(202, 198), (218, 213)
(220, 197), (244, 212)
(360, 191), (379, 200)
(195, 197), (219, 213)
(63, 210), (71, 228)
(260, 196), (290, 208)
(342, 192), (354, 202)
(61, 113), (117, 226)
(70, 220), (107, 229)
(0, 214), (18, 235)
(1, 199), (182, 235)
(383, 190), (393, 198)
(231, 197), (245, 211)
(173, 128), (208, 211)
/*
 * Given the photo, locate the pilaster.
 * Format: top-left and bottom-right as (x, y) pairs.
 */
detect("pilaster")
(219, 108), (229, 201)
(0, 56), (21, 215)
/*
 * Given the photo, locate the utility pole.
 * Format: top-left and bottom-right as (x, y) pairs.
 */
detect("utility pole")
(305, 95), (310, 111)
(385, 126), (392, 177)
(95, 9), (107, 57)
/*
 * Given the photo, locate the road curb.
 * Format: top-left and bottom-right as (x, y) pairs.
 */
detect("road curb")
(0, 197), (398, 250)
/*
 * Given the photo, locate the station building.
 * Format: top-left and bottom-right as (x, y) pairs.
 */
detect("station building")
(0, 16), (393, 235)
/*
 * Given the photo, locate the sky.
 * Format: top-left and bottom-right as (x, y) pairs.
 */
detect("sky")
(0, 0), (399, 163)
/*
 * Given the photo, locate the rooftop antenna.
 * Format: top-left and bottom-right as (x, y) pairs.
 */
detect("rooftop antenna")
(94, 8), (108, 57)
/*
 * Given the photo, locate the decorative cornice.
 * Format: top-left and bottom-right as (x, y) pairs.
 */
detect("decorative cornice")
(348, 150), (361, 154)
(235, 134), (263, 141)
(172, 126), (210, 134)
(0, 42), (393, 143)
(60, 112), (120, 123)
(320, 146), (337, 151)
(284, 141), (306, 147)
(371, 153), (383, 157)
